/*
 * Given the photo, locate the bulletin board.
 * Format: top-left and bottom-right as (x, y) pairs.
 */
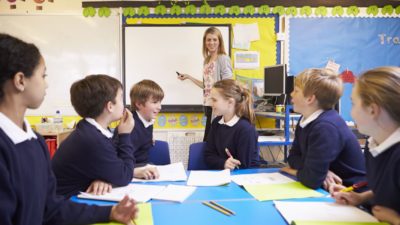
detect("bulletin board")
(0, 15), (120, 116)
(288, 18), (400, 121)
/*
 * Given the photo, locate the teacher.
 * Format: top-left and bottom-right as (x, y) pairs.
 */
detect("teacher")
(178, 27), (233, 141)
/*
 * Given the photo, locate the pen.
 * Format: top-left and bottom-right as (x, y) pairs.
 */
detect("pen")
(209, 201), (235, 215)
(340, 181), (368, 192)
(202, 201), (233, 216)
(225, 148), (240, 170)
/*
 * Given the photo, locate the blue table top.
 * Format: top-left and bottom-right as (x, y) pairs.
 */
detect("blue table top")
(71, 168), (330, 225)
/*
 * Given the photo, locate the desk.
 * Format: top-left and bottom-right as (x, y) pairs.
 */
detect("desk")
(72, 168), (329, 225)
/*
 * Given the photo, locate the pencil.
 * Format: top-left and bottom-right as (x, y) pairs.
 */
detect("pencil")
(202, 201), (232, 216)
(340, 181), (368, 192)
(209, 201), (235, 215)
(225, 148), (240, 170)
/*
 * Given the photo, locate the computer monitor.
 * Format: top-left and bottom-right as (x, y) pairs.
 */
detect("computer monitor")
(264, 64), (286, 96)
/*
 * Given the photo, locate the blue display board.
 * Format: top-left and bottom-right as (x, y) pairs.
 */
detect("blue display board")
(289, 18), (400, 121)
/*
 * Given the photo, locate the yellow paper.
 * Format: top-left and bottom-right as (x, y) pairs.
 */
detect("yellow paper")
(93, 203), (153, 225)
(292, 221), (389, 225)
(244, 182), (323, 201)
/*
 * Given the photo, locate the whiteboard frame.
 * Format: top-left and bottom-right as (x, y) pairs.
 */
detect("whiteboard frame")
(122, 24), (231, 112)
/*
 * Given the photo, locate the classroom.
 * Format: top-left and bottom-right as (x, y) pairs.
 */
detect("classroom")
(0, 0), (399, 225)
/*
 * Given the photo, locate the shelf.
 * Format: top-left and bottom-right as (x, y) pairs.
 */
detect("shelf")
(255, 111), (301, 119)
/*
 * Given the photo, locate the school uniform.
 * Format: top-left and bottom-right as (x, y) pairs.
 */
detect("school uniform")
(0, 113), (111, 225)
(52, 118), (134, 197)
(287, 109), (366, 189)
(114, 111), (153, 167)
(204, 115), (260, 169)
(365, 128), (400, 213)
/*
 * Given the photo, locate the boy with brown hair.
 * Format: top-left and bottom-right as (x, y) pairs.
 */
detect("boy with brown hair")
(281, 68), (366, 190)
(52, 74), (136, 197)
(114, 79), (164, 179)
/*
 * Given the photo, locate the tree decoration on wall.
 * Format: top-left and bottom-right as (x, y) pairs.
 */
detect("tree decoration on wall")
(123, 7), (136, 17)
(396, 5), (400, 15)
(138, 6), (150, 16)
(285, 6), (298, 16)
(272, 6), (285, 16)
(346, 6), (360, 16)
(83, 7), (96, 17)
(170, 4), (182, 15)
(184, 4), (196, 15)
(243, 5), (256, 15)
(228, 5), (240, 16)
(332, 6), (344, 16)
(315, 6), (328, 16)
(98, 7), (111, 17)
(200, 3), (212, 15)
(367, 5), (379, 16)
(300, 6), (312, 16)
(258, 5), (271, 15)
(381, 5), (394, 15)
(155, 4), (167, 15)
(213, 4), (226, 16)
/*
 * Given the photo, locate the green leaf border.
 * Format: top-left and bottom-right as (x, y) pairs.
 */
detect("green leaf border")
(83, 5), (400, 17)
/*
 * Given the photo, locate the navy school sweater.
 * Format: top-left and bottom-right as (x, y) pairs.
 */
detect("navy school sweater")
(287, 110), (366, 189)
(204, 116), (260, 169)
(0, 129), (111, 225)
(365, 142), (400, 213)
(113, 111), (153, 167)
(52, 119), (134, 197)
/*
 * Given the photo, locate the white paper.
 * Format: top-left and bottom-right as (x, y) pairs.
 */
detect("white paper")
(152, 184), (196, 203)
(233, 23), (260, 50)
(77, 184), (165, 202)
(274, 201), (379, 224)
(231, 172), (295, 186)
(131, 162), (187, 182)
(234, 51), (260, 69)
(325, 60), (341, 74)
(187, 169), (231, 186)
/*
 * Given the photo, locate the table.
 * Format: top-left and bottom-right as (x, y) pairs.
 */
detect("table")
(71, 168), (330, 225)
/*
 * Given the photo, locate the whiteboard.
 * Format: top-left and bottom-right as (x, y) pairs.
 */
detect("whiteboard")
(0, 15), (120, 116)
(123, 25), (230, 111)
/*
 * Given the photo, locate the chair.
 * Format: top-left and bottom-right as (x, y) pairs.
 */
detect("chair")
(148, 140), (171, 165)
(187, 142), (209, 170)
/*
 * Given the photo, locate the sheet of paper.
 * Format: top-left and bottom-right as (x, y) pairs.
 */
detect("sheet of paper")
(92, 203), (154, 225)
(274, 201), (379, 224)
(78, 184), (165, 202)
(292, 221), (388, 225)
(187, 169), (231, 186)
(244, 182), (323, 201)
(152, 184), (196, 203)
(131, 162), (187, 182)
(231, 172), (295, 186)
(234, 51), (260, 69)
(232, 23), (260, 50)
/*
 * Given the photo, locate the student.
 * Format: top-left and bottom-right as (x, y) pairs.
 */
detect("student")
(52, 75), (136, 198)
(114, 79), (163, 179)
(204, 79), (259, 170)
(280, 68), (366, 190)
(0, 33), (137, 225)
(332, 67), (400, 225)
(177, 27), (233, 141)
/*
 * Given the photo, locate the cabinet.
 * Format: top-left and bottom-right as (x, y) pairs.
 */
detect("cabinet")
(256, 105), (300, 161)
(37, 129), (74, 158)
